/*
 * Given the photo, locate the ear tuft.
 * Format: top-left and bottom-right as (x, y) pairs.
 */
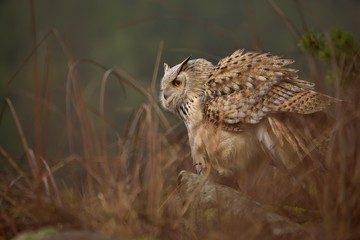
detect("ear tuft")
(164, 63), (169, 73)
(179, 56), (191, 72)
(182, 56), (191, 65)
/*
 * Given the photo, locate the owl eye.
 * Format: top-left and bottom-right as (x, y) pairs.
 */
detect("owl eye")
(172, 79), (182, 87)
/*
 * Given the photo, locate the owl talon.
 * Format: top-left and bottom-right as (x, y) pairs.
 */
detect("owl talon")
(177, 170), (188, 185)
(194, 162), (204, 175)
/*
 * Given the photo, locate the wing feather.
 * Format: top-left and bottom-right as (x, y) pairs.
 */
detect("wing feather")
(203, 49), (335, 131)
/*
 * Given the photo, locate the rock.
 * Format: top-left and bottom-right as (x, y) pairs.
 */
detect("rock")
(176, 170), (312, 239)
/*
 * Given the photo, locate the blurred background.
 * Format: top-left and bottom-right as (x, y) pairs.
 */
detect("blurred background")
(0, 1), (359, 239)
(1, 0), (359, 159)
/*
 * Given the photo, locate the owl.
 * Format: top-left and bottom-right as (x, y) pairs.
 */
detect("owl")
(160, 49), (336, 178)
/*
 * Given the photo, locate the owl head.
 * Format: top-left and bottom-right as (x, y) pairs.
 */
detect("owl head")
(160, 56), (214, 113)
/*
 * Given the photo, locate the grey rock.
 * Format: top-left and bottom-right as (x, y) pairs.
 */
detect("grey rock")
(176, 170), (312, 239)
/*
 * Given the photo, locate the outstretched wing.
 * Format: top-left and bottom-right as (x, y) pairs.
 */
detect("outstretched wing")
(203, 49), (334, 131)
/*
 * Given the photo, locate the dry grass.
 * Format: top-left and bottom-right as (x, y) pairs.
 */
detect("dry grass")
(0, 28), (192, 239)
(1, 3), (360, 240)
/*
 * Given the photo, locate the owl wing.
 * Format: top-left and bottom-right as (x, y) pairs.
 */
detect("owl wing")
(203, 49), (335, 132)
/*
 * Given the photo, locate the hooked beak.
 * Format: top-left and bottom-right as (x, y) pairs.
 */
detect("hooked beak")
(162, 90), (170, 100)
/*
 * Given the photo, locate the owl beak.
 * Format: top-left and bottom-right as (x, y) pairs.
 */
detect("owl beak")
(163, 90), (170, 100)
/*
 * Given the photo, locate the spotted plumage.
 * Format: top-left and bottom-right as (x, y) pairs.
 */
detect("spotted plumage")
(160, 49), (336, 176)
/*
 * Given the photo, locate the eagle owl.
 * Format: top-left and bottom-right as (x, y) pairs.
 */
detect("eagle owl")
(160, 49), (335, 177)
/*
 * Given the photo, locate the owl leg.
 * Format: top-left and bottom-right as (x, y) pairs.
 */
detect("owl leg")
(188, 128), (209, 175)
(193, 155), (207, 174)
(191, 145), (208, 175)
(193, 162), (204, 174)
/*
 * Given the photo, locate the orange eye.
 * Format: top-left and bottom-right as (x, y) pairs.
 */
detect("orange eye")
(172, 79), (182, 87)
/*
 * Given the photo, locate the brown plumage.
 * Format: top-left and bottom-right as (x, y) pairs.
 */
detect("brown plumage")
(160, 49), (337, 177)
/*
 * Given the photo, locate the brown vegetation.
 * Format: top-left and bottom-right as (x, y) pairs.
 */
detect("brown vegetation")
(1, 2), (360, 240)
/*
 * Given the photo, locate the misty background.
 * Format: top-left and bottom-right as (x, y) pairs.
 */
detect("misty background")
(1, 0), (359, 161)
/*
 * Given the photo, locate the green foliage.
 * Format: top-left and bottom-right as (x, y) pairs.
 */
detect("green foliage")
(12, 227), (56, 240)
(279, 205), (321, 226)
(299, 31), (329, 60)
(299, 28), (357, 60)
(299, 28), (360, 85)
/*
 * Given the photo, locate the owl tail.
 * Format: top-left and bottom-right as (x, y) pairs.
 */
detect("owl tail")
(267, 79), (341, 114)
(274, 91), (338, 114)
